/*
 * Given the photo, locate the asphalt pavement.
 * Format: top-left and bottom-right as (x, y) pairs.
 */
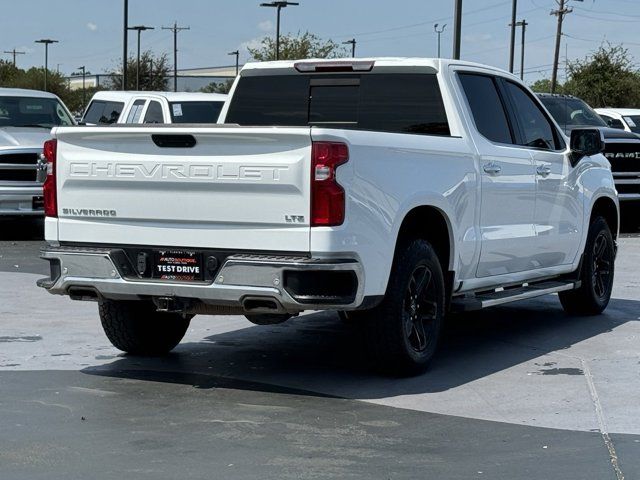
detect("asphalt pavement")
(1, 217), (639, 479)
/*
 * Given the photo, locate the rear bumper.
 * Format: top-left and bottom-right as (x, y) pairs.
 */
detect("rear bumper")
(0, 185), (44, 215)
(37, 245), (366, 313)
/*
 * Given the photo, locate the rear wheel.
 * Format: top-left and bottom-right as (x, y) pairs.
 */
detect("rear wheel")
(559, 216), (615, 315)
(98, 299), (191, 355)
(363, 239), (445, 376)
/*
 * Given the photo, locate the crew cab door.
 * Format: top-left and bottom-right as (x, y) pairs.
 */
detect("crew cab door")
(500, 79), (582, 268)
(458, 72), (538, 277)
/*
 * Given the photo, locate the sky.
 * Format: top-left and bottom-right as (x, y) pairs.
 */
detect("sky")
(3, 0), (640, 84)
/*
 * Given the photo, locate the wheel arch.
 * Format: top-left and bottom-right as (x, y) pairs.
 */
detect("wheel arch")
(393, 205), (455, 284)
(590, 195), (619, 241)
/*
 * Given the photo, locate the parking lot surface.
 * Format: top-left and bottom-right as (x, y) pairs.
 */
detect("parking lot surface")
(1, 218), (639, 479)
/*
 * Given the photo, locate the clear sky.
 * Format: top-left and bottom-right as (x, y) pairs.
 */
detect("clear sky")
(3, 0), (640, 84)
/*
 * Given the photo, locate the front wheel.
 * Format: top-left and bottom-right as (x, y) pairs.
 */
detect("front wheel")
(363, 239), (445, 376)
(559, 216), (615, 315)
(98, 300), (191, 355)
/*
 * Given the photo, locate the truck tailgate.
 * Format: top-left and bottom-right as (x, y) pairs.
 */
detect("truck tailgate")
(53, 126), (312, 252)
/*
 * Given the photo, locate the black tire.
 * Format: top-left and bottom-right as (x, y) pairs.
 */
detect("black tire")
(559, 216), (615, 315)
(363, 239), (445, 376)
(98, 299), (191, 355)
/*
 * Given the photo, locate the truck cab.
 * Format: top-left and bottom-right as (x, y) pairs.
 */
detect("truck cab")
(81, 91), (228, 125)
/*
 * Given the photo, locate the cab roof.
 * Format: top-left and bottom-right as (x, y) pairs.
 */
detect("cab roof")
(0, 87), (62, 99)
(89, 91), (228, 102)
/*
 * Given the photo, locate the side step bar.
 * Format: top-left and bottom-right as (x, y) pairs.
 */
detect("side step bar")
(451, 280), (579, 312)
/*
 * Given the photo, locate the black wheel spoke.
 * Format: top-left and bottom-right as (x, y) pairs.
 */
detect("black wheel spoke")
(403, 263), (437, 353)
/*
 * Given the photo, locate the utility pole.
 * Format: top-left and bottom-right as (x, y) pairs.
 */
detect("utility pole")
(77, 66), (86, 110)
(123, 0), (128, 90)
(228, 50), (240, 76)
(259, 1), (299, 60)
(342, 39), (356, 58)
(128, 25), (154, 90)
(162, 22), (190, 92)
(508, 0), (517, 73)
(515, 20), (528, 80)
(434, 24), (446, 58)
(34, 39), (58, 91)
(452, 0), (462, 59)
(550, 0), (582, 93)
(3, 48), (25, 67)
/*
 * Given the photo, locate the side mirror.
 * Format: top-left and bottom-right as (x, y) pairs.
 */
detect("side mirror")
(570, 128), (605, 167)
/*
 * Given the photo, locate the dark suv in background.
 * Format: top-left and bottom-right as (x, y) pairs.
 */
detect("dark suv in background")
(538, 93), (640, 212)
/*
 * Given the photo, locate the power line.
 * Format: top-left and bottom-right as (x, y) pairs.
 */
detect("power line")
(3, 48), (26, 66)
(162, 22), (190, 92)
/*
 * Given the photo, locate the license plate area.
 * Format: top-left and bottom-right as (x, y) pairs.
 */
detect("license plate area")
(152, 249), (203, 281)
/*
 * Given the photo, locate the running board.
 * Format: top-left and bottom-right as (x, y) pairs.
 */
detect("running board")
(451, 280), (579, 312)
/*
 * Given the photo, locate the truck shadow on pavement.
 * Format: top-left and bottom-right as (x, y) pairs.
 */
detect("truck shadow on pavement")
(82, 295), (637, 399)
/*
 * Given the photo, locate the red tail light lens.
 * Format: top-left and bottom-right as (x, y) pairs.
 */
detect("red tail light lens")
(311, 141), (349, 226)
(43, 139), (57, 217)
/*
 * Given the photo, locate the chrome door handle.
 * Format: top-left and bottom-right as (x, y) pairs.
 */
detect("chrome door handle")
(483, 162), (502, 175)
(536, 165), (552, 177)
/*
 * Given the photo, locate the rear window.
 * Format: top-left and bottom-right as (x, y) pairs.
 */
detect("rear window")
(83, 100), (124, 125)
(226, 73), (450, 136)
(169, 101), (224, 123)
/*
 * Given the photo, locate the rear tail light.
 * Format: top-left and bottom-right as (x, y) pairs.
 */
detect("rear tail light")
(311, 141), (349, 226)
(42, 139), (57, 217)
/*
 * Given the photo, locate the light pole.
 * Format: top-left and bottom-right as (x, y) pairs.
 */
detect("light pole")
(128, 25), (154, 90)
(34, 39), (58, 91)
(342, 38), (356, 58)
(434, 24), (446, 58)
(123, 0), (128, 90)
(259, 1), (299, 60)
(77, 66), (86, 109)
(228, 50), (239, 76)
(508, 0), (517, 73)
(515, 20), (528, 80)
(452, 0), (462, 59)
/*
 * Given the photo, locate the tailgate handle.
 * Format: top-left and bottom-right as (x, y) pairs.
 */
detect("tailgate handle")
(152, 134), (196, 148)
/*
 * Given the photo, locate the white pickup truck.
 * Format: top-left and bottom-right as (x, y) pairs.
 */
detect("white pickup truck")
(38, 58), (618, 375)
(81, 91), (227, 125)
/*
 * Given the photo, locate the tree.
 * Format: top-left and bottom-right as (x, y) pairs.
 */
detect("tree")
(201, 78), (234, 94)
(530, 78), (561, 94)
(564, 43), (640, 108)
(248, 31), (347, 61)
(111, 51), (170, 91)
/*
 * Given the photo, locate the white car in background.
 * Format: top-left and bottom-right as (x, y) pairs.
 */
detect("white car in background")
(595, 108), (640, 136)
(0, 88), (74, 216)
(81, 91), (228, 125)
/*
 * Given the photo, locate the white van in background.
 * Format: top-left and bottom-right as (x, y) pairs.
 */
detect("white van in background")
(81, 91), (228, 125)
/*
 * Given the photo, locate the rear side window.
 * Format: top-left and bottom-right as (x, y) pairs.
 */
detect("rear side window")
(83, 100), (124, 125)
(459, 74), (512, 144)
(143, 101), (164, 123)
(504, 81), (562, 150)
(226, 73), (450, 136)
(125, 99), (146, 123)
(169, 101), (225, 123)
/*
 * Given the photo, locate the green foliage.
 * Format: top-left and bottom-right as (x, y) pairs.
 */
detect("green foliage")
(248, 31), (347, 61)
(564, 44), (640, 108)
(110, 51), (170, 91)
(201, 78), (234, 94)
(529, 78), (563, 94)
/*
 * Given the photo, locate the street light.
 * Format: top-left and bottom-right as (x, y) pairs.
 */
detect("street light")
(34, 39), (58, 91)
(77, 66), (86, 110)
(228, 50), (239, 76)
(434, 24), (446, 58)
(123, 0), (128, 90)
(342, 38), (356, 58)
(259, 1), (299, 60)
(128, 25), (155, 90)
